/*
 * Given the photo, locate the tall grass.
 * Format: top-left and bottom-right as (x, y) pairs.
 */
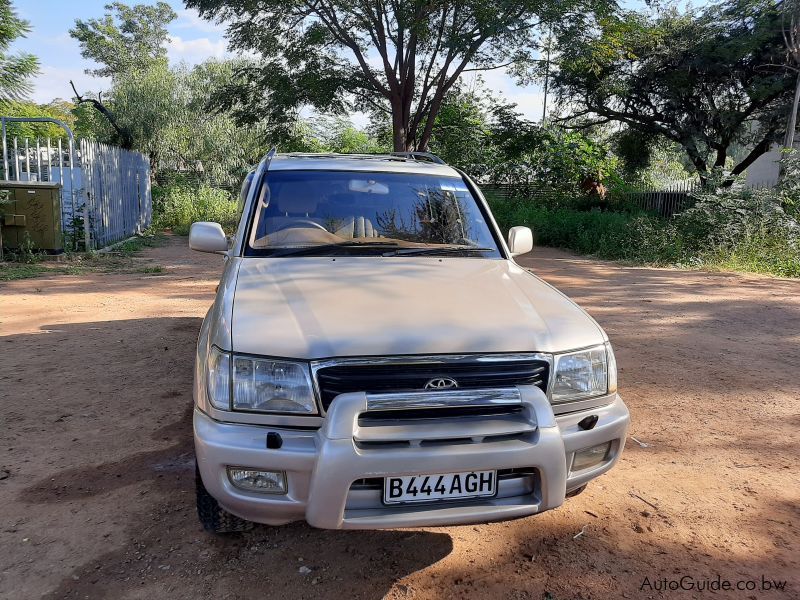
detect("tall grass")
(153, 184), (238, 235)
(489, 197), (800, 277)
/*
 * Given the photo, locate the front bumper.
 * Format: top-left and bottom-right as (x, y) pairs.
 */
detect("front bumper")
(194, 386), (629, 529)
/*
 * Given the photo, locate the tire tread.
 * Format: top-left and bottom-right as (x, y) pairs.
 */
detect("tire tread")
(195, 465), (254, 533)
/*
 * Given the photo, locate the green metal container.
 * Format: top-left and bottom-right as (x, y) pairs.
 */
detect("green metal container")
(0, 181), (63, 253)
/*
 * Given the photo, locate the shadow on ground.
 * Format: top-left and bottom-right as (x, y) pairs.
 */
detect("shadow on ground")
(1, 318), (453, 599)
(1, 243), (798, 599)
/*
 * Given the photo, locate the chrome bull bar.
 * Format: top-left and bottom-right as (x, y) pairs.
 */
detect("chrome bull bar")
(365, 387), (522, 412)
(306, 385), (566, 528)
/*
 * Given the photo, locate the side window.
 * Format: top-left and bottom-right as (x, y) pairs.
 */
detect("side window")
(238, 171), (255, 218)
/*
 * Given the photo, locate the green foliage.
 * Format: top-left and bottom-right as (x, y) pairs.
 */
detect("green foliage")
(305, 115), (388, 154)
(153, 184), (238, 235)
(71, 97), (115, 140)
(103, 62), (177, 154)
(0, 0), (38, 102)
(491, 198), (682, 263)
(553, 0), (795, 182)
(678, 187), (799, 253)
(0, 227), (43, 263)
(10, 231), (42, 263)
(111, 230), (166, 255)
(488, 104), (618, 197)
(489, 190), (800, 278)
(611, 128), (656, 180)
(0, 262), (47, 280)
(69, 1), (176, 78)
(325, 121), (385, 155)
(84, 59), (272, 187)
(426, 85), (494, 176)
(775, 150), (800, 218)
(0, 99), (76, 140)
(189, 0), (597, 151)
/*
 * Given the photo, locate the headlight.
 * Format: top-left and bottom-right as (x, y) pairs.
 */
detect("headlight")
(551, 344), (612, 403)
(233, 356), (316, 413)
(205, 348), (317, 414)
(207, 346), (231, 410)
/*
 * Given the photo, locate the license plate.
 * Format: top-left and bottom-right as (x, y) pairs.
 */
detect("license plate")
(383, 470), (496, 504)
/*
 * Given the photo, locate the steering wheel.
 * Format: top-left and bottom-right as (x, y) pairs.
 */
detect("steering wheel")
(273, 220), (329, 233)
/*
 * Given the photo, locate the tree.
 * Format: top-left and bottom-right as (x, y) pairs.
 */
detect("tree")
(426, 84), (494, 175)
(69, 2), (176, 78)
(188, 0), (598, 152)
(552, 0), (796, 184)
(70, 80), (133, 148)
(69, 2), (178, 147)
(0, 0), (38, 102)
(0, 100), (75, 139)
(99, 59), (273, 186)
(306, 115), (387, 154)
(488, 104), (617, 196)
(782, 0), (800, 148)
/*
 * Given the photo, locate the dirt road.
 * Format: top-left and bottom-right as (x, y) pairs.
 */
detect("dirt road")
(1, 237), (798, 599)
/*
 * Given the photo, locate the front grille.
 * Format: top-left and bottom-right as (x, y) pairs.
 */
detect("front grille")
(315, 356), (548, 411)
(358, 404), (524, 422)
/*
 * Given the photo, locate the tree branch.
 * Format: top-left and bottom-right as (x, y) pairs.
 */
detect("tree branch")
(70, 80), (133, 149)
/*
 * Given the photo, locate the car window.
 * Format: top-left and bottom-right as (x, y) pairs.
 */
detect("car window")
(246, 170), (501, 257)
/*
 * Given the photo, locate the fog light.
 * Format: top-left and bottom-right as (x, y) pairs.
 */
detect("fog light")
(227, 467), (287, 494)
(571, 442), (612, 471)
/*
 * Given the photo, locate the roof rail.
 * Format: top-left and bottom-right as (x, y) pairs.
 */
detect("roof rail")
(264, 146), (277, 170)
(390, 151), (446, 165)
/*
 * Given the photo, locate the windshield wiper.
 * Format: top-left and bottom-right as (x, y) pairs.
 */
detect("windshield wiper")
(381, 246), (494, 257)
(267, 241), (400, 257)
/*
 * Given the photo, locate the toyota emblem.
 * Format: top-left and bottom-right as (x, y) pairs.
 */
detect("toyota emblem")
(424, 377), (459, 390)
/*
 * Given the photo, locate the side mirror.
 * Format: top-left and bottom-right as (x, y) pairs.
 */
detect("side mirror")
(189, 222), (228, 254)
(508, 226), (533, 257)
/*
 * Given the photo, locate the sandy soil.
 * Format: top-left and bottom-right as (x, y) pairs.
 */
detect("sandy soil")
(0, 237), (798, 600)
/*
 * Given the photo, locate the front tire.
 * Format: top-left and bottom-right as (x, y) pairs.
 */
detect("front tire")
(195, 464), (254, 533)
(566, 484), (587, 498)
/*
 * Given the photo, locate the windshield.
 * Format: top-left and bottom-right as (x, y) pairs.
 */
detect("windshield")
(245, 170), (502, 257)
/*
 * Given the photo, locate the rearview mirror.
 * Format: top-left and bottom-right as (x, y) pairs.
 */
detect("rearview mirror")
(189, 222), (228, 254)
(508, 226), (533, 257)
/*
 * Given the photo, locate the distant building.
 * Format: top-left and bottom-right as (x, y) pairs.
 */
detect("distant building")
(745, 140), (800, 188)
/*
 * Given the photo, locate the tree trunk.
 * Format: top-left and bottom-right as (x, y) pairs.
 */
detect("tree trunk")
(389, 95), (409, 151)
(416, 95), (446, 152)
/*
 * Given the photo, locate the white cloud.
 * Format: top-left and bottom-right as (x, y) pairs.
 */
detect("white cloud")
(172, 8), (226, 35)
(166, 35), (229, 65)
(28, 66), (110, 104)
(472, 69), (545, 121)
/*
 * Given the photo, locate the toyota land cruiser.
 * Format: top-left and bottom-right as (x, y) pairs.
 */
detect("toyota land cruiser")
(189, 151), (630, 532)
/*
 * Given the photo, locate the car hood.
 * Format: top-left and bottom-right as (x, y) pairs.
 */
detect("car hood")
(229, 257), (604, 358)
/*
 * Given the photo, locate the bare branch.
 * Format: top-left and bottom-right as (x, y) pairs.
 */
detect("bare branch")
(70, 80), (133, 149)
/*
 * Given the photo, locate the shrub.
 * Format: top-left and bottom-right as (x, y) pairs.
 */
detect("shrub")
(488, 192), (800, 277)
(491, 197), (680, 264)
(677, 185), (800, 253)
(153, 184), (238, 235)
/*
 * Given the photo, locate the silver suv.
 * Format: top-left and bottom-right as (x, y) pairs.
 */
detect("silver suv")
(189, 151), (630, 532)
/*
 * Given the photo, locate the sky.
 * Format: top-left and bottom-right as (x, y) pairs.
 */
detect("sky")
(10, 0), (546, 128)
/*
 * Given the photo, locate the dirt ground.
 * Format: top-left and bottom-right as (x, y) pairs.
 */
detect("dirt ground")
(0, 236), (798, 600)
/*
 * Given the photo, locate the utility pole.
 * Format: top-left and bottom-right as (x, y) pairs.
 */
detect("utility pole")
(783, 0), (800, 149)
(786, 71), (800, 149)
